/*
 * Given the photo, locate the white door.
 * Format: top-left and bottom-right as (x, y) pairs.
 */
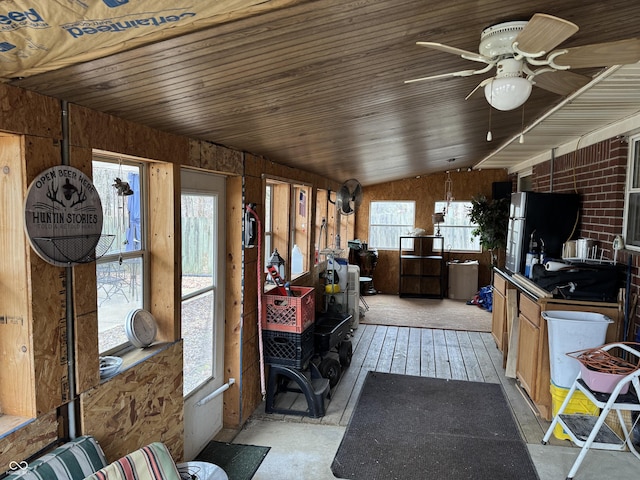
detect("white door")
(181, 169), (226, 460)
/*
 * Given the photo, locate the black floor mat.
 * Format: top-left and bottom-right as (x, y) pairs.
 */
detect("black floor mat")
(195, 441), (269, 480)
(331, 372), (539, 480)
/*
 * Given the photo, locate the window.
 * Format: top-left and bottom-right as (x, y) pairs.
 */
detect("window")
(518, 170), (533, 192)
(264, 178), (310, 282)
(369, 201), (415, 250)
(93, 158), (147, 354)
(291, 185), (310, 275)
(435, 201), (481, 252)
(315, 189), (329, 263)
(264, 183), (273, 267)
(181, 192), (217, 396)
(624, 134), (640, 250)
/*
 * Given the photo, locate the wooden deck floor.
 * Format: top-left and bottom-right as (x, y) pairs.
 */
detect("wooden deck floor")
(252, 323), (555, 445)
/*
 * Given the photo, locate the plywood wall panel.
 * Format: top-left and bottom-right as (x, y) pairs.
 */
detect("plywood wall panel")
(356, 169), (510, 293)
(75, 311), (99, 395)
(80, 341), (184, 463)
(23, 135), (69, 414)
(242, 310), (259, 367)
(30, 259), (67, 413)
(69, 146), (100, 396)
(185, 140), (243, 175)
(186, 139), (201, 169)
(68, 104), (188, 165)
(70, 260), (97, 319)
(240, 360), (262, 425)
(0, 84), (61, 138)
(0, 410), (59, 471)
(243, 260), (259, 319)
(243, 174), (262, 265)
(71, 261), (97, 319)
(244, 153), (265, 179)
(214, 144), (243, 176)
(200, 142), (244, 175)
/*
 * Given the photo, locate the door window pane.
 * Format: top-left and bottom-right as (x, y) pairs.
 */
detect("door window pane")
(182, 195), (215, 294)
(181, 193), (216, 395)
(182, 291), (214, 394)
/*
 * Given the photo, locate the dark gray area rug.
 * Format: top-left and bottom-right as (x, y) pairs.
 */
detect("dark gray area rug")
(331, 372), (539, 480)
(195, 441), (269, 480)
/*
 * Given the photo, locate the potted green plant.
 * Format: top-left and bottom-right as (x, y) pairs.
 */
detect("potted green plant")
(468, 195), (510, 267)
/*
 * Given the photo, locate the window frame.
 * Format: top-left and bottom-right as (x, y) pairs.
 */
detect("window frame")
(264, 183), (274, 268)
(368, 200), (416, 250)
(315, 188), (329, 264)
(263, 176), (312, 284)
(434, 200), (482, 253)
(623, 133), (640, 251)
(290, 184), (311, 276)
(93, 155), (150, 355)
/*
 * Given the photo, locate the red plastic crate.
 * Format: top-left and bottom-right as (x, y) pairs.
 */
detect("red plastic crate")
(262, 286), (315, 333)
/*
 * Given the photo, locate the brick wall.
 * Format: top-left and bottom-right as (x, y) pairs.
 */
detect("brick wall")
(531, 137), (640, 341)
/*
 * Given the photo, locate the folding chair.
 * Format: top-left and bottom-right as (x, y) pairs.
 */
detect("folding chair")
(542, 342), (640, 479)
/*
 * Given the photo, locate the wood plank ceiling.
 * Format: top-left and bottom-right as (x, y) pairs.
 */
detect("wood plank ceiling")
(10, 0), (640, 186)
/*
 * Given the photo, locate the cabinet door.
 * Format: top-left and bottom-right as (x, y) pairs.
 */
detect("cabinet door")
(517, 312), (540, 400)
(491, 289), (506, 351)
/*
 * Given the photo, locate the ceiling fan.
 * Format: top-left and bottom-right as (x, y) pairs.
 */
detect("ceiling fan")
(405, 13), (640, 111)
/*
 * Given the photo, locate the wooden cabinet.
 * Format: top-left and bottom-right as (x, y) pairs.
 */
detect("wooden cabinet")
(516, 294), (549, 417)
(491, 270), (624, 421)
(491, 272), (517, 371)
(491, 274), (509, 351)
(398, 236), (445, 298)
(492, 287), (506, 349)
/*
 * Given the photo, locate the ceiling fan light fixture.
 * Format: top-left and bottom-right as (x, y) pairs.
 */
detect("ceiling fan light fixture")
(484, 76), (532, 111)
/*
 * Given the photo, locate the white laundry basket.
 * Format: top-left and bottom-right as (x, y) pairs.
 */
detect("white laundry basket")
(542, 310), (612, 388)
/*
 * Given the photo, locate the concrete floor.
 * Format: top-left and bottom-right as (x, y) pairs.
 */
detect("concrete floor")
(215, 318), (640, 480)
(228, 418), (639, 480)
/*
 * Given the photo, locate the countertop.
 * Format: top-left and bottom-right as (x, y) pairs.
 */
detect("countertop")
(494, 267), (552, 301)
(493, 267), (620, 307)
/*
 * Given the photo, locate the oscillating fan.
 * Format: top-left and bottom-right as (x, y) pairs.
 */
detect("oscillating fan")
(336, 179), (363, 215)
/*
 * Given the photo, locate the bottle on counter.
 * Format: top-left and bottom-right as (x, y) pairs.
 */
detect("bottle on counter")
(525, 230), (539, 278)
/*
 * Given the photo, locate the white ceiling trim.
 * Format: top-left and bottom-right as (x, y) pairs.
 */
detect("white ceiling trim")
(474, 62), (640, 174)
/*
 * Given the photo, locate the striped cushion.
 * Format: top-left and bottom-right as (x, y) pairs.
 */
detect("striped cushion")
(5, 436), (107, 480)
(85, 443), (181, 480)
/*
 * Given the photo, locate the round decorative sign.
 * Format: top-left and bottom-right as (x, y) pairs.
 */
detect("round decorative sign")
(24, 166), (103, 267)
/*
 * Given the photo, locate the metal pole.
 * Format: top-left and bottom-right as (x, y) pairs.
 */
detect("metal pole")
(61, 100), (77, 439)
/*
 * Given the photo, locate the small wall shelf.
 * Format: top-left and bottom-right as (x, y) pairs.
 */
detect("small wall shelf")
(398, 236), (445, 298)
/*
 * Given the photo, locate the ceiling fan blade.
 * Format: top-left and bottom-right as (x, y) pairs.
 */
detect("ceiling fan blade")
(515, 13), (578, 55)
(553, 38), (640, 68)
(404, 69), (479, 84)
(532, 70), (591, 95)
(416, 42), (492, 64)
